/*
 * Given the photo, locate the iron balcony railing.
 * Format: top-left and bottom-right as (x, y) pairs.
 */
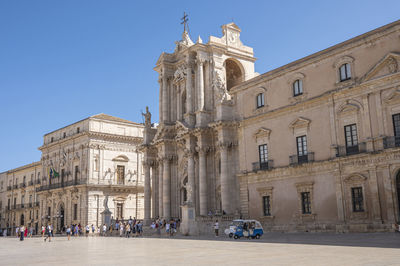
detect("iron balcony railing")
(20, 183), (26, 188)
(383, 136), (400, 149)
(289, 152), (315, 165)
(28, 181), (34, 186)
(336, 142), (366, 157)
(252, 160), (274, 171)
(36, 179), (87, 192)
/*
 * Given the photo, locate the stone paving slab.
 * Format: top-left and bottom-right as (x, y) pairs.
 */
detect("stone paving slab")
(0, 233), (399, 265)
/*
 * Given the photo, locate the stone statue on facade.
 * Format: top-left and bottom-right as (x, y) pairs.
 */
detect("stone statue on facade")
(142, 106), (151, 128)
(213, 71), (231, 103)
(103, 195), (109, 211)
(185, 183), (193, 205)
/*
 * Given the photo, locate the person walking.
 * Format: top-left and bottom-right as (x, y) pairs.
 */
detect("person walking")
(41, 225), (45, 238)
(214, 220), (219, 237)
(66, 225), (71, 241)
(91, 224), (95, 236)
(165, 222), (170, 236)
(44, 224), (52, 242)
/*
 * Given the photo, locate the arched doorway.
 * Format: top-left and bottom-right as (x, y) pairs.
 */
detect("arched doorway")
(225, 59), (244, 91)
(57, 204), (65, 233)
(396, 172), (400, 221)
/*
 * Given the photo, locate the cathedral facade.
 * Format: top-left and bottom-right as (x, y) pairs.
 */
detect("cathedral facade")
(142, 20), (400, 232)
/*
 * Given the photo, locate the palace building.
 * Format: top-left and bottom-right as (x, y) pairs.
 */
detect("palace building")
(0, 114), (145, 234)
(141, 19), (400, 232)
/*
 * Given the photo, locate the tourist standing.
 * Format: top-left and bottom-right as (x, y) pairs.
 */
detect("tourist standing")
(125, 223), (130, 238)
(19, 225), (25, 241)
(66, 225), (71, 241)
(119, 223), (124, 237)
(102, 224), (107, 236)
(91, 224), (95, 236)
(165, 222), (170, 236)
(85, 224), (90, 237)
(214, 220), (219, 237)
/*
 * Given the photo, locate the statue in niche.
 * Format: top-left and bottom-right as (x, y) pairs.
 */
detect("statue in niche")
(142, 106), (151, 128)
(213, 71), (231, 103)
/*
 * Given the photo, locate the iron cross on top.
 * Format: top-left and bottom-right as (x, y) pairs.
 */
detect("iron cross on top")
(181, 12), (188, 32)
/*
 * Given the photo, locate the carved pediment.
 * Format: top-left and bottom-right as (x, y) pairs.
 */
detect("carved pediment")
(344, 173), (367, 183)
(289, 117), (311, 130)
(253, 127), (271, 140)
(337, 100), (362, 115)
(383, 87), (400, 104)
(112, 155), (129, 162)
(362, 52), (400, 82)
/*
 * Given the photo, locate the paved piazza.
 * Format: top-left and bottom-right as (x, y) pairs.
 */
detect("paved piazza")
(0, 233), (399, 265)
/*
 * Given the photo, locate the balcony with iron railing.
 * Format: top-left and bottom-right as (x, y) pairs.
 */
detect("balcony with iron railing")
(336, 142), (366, 157)
(383, 136), (400, 149)
(36, 179), (87, 192)
(289, 152), (314, 165)
(28, 181), (34, 186)
(252, 160), (274, 172)
(7, 186), (12, 191)
(20, 183), (26, 188)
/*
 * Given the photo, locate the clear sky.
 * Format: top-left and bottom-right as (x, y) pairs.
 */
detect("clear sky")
(0, 0), (399, 172)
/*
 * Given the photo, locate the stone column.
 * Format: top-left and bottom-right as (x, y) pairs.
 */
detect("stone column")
(220, 143), (232, 214)
(198, 147), (208, 216)
(158, 160), (164, 218)
(187, 151), (195, 205)
(197, 58), (204, 111)
(162, 71), (168, 122)
(158, 77), (163, 123)
(151, 164), (158, 218)
(186, 64), (192, 113)
(163, 157), (171, 219)
(144, 161), (151, 223)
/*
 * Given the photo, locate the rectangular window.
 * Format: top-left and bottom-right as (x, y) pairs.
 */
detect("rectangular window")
(258, 144), (268, 169)
(74, 165), (79, 183)
(262, 196), (271, 216)
(344, 124), (359, 154)
(77, 127), (80, 133)
(339, 63), (351, 81)
(116, 203), (123, 219)
(256, 93), (265, 108)
(296, 135), (308, 163)
(48, 207), (51, 217)
(8, 198), (10, 210)
(293, 79), (303, 96)
(351, 187), (364, 212)
(73, 204), (78, 220)
(301, 192), (311, 214)
(392, 114), (400, 146)
(117, 165), (125, 185)
(61, 169), (65, 185)
(63, 132), (66, 138)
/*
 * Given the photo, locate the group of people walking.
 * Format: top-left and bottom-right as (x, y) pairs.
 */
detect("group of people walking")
(150, 218), (180, 236)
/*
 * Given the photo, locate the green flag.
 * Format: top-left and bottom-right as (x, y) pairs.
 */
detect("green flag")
(52, 168), (60, 178)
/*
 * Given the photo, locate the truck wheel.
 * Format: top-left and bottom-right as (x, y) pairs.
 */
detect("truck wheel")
(234, 235), (239, 239)
(255, 234), (260, 239)
(229, 233), (233, 238)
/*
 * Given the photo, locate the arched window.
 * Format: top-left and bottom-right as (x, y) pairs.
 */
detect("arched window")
(293, 79), (303, 96)
(256, 93), (264, 108)
(339, 63), (351, 81)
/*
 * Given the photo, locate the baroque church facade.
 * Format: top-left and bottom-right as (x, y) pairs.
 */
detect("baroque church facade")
(142, 20), (400, 232)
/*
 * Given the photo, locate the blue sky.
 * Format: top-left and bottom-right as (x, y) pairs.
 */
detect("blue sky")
(0, 0), (399, 172)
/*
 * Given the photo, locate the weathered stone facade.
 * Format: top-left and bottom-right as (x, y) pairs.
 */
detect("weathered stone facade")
(142, 20), (400, 232)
